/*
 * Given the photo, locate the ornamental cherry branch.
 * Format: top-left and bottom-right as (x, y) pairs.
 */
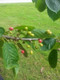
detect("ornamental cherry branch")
(3, 35), (38, 41)
(8, 27), (60, 42)
(3, 35), (60, 43)
(3, 35), (60, 51)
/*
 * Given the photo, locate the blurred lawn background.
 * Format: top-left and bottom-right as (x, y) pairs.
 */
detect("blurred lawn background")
(0, 3), (60, 80)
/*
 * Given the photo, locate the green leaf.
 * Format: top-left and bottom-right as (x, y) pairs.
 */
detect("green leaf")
(53, 42), (60, 49)
(47, 8), (60, 21)
(0, 39), (4, 58)
(32, 29), (55, 39)
(0, 27), (5, 37)
(40, 38), (56, 51)
(3, 42), (19, 69)
(48, 49), (57, 68)
(36, 0), (46, 12)
(13, 64), (19, 76)
(45, 0), (60, 13)
(56, 33), (60, 39)
(14, 25), (35, 31)
(27, 41), (36, 50)
(32, 0), (37, 3)
(17, 42), (28, 57)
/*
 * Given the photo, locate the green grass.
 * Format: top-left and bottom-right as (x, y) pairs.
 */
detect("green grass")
(0, 3), (60, 80)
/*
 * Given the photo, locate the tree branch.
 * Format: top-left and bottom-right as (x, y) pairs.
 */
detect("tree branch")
(3, 35), (38, 41)
(2, 35), (60, 42)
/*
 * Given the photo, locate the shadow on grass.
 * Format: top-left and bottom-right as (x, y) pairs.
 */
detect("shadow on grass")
(48, 49), (58, 68)
(17, 42), (28, 57)
(0, 40), (4, 58)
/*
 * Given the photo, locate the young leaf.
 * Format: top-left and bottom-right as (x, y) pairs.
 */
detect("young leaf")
(0, 27), (5, 37)
(36, 0), (46, 12)
(40, 38), (56, 51)
(14, 25), (35, 31)
(45, 0), (60, 13)
(2, 42), (19, 69)
(48, 49), (58, 68)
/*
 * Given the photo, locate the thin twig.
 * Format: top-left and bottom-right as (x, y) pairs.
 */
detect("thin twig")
(2, 35), (60, 51)
(2, 35), (60, 42)
(3, 35), (38, 41)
